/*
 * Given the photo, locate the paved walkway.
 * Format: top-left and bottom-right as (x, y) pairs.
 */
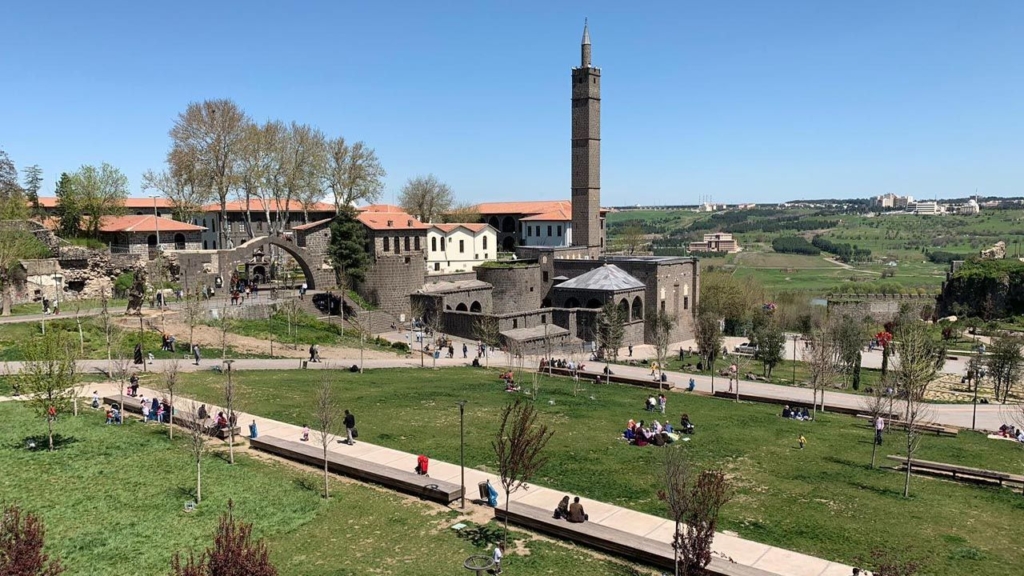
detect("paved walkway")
(83, 379), (853, 576)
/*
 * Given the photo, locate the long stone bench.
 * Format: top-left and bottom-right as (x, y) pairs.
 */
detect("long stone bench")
(856, 414), (957, 436)
(103, 395), (241, 440)
(494, 501), (777, 576)
(544, 366), (675, 390)
(711, 390), (901, 420)
(250, 435), (463, 505)
(886, 455), (1024, 488)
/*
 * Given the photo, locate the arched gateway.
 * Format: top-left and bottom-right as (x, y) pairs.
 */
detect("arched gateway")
(219, 236), (336, 290)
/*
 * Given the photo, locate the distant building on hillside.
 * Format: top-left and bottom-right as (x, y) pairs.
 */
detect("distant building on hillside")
(910, 201), (943, 215)
(872, 193), (914, 209)
(948, 198), (981, 215)
(688, 232), (740, 253)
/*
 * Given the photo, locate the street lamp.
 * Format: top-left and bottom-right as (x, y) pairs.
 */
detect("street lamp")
(457, 400), (467, 509)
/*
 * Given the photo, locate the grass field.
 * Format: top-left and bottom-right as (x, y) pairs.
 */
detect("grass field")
(0, 401), (642, 576)
(166, 366), (1024, 575)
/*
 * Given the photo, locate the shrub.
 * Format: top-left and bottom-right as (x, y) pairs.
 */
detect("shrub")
(771, 236), (821, 255)
(390, 342), (410, 353)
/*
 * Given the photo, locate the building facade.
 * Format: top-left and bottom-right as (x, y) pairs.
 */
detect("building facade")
(426, 224), (497, 273)
(192, 200), (337, 250)
(688, 233), (740, 253)
(571, 21), (602, 254)
(99, 215), (204, 259)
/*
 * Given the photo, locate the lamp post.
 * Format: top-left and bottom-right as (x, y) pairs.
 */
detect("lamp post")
(457, 400), (466, 509)
(150, 195), (161, 246)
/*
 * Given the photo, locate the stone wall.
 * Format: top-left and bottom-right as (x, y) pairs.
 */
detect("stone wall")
(424, 271), (477, 284)
(474, 264), (542, 314)
(359, 253), (425, 316)
(828, 294), (937, 322)
(296, 221), (332, 259)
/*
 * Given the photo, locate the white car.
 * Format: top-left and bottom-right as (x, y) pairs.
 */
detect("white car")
(734, 342), (757, 355)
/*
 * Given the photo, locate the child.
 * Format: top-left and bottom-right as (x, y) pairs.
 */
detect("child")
(91, 391), (100, 410)
(798, 435), (807, 450)
(301, 425), (310, 442)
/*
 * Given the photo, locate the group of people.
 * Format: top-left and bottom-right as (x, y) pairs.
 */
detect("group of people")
(300, 410), (358, 444)
(498, 371), (520, 392)
(229, 283), (260, 305)
(160, 333), (177, 352)
(781, 405), (812, 421)
(644, 394), (667, 414)
(997, 424), (1024, 442)
(196, 404), (236, 433)
(624, 417), (687, 447)
(538, 358), (585, 373)
(552, 495), (589, 523)
(308, 344), (323, 363)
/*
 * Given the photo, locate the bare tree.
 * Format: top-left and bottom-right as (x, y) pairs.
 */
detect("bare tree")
(652, 310), (676, 391)
(473, 317), (501, 369)
(658, 449), (732, 576)
(19, 330), (79, 451)
(215, 307), (236, 359)
(597, 301), (625, 380)
(0, 503), (65, 576)
(862, 386), (891, 469)
(806, 321), (841, 415)
(223, 360), (237, 465)
(182, 288), (205, 351)
(398, 174), (453, 223)
(693, 308), (723, 393)
(182, 400), (210, 504)
(493, 399), (554, 548)
(164, 359), (181, 440)
(324, 137), (386, 210)
(141, 165), (208, 224)
(97, 289), (115, 377)
(616, 223), (646, 255)
(313, 372), (340, 499)
(891, 321), (941, 498)
(169, 99), (249, 248)
(281, 298), (301, 350)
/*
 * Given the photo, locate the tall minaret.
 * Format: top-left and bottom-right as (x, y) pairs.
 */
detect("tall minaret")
(571, 19), (601, 252)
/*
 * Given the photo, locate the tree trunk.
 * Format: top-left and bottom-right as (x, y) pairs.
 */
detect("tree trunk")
(323, 447), (330, 499)
(674, 520), (682, 576)
(196, 459), (203, 503)
(1, 284), (11, 316)
(229, 427), (235, 465)
(168, 393), (174, 440)
(903, 457), (912, 498)
(503, 495), (511, 549)
(47, 414), (54, 451)
(870, 437), (877, 469)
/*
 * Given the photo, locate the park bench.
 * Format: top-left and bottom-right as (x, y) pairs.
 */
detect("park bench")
(886, 455), (1024, 488)
(103, 395), (241, 440)
(857, 415), (957, 437)
(544, 367), (675, 390)
(710, 391), (900, 420)
(250, 436), (463, 505)
(494, 501), (776, 576)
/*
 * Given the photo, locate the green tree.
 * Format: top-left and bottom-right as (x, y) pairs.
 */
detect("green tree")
(597, 300), (626, 370)
(22, 164), (43, 217)
(752, 320), (786, 378)
(0, 149), (27, 220)
(328, 205), (370, 284)
(398, 174), (453, 223)
(832, 314), (867, 388)
(53, 173), (81, 237)
(694, 308), (723, 392)
(19, 330), (80, 451)
(69, 163), (129, 238)
(986, 335), (1023, 404)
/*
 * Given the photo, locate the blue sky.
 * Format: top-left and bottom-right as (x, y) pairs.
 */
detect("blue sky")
(2, 1), (1023, 205)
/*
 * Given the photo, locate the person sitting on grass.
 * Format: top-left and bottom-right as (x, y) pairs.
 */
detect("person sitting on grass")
(800, 407), (811, 421)
(567, 497), (588, 523)
(216, 411), (228, 429)
(634, 422), (650, 447)
(651, 429), (666, 446)
(105, 408), (115, 425)
(645, 395), (657, 411)
(782, 405), (792, 419)
(679, 413), (695, 435)
(505, 381), (521, 393)
(553, 495), (570, 520)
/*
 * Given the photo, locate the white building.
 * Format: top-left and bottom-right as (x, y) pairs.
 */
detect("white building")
(518, 206), (572, 247)
(426, 223), (498, 274)
(911, 201), (942, 215)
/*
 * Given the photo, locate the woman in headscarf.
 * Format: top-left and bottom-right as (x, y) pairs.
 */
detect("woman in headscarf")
(553, 495), (571, 520)
(150, 397), (160, 422)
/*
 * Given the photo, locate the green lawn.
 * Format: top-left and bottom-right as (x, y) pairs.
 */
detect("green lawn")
(170, 366), (1024, 575)
(0, 402), (642, 576)
(221, 310), (405, 355)
(8, 298), (130, 316)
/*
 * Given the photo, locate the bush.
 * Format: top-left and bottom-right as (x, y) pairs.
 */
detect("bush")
(113, 272), (135, 298)
(390, 341), (410, 353)
(771, 236), (821, 255)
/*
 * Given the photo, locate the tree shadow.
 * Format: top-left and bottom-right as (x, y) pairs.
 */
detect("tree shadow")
(175, 485), (197, 501)
(13, 434), (79, 451)
(455, 523), (503, 548)
(294, 476), (320, 494)
(848, 481), (906, 499)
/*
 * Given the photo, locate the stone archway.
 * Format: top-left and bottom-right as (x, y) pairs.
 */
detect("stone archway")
(456, 303), (468, 311)
(221, 236), (335, 290)
(470, 301), (482, 313)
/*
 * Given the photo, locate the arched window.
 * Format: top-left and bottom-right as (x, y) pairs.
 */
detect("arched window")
(488, 216), (500, 229)
(440, 237), (446, 251)
(586, 298), (602, 309)
(470, 301), (481, 313)
(174, 233), (186, 250)
(618, 299), (629, 319)
(431, 237), (437, 252)
(502, 216), (516, 233)
(564, 297), (580, 308)
(483, 236), (488, 250)
(456, 303), (468, 311)
(632, 296), (643, 321)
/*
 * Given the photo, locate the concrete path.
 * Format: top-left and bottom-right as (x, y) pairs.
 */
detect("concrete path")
(85, 379), (853, 576)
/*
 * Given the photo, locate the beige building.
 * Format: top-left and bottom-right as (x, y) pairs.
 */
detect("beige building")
(688, 232), (740, 253)
(426, 223), (497, 274)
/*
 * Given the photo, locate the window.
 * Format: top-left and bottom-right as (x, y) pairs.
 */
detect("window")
(414, 236), (420, 250)
(459, 240), (464, 253)
(541, 314), (547, 324)
(431, 237), (437, 252)
(543, 271), (549, 283)
(684, 296), (689, 310)
(383, 237), (390, 252)
(212, 241), (217, 249)
(557, 225), (562, 236)
(203, 240), (207, 250)
(483, 236), (488, 249)
(535, 226), (540, 237)
(441, 238), (446, 251)
(394, 236), (400, 253)
(512, 319), (518, 329)
(527, 226), (532, 237)
(404, 236), (410, 251)
(434, 262), (440, 271)
(547, 225), (552, 236)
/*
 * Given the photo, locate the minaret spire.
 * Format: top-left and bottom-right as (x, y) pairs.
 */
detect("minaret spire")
(581, 19), (592, 67)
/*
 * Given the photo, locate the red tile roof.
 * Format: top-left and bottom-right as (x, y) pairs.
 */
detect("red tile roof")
(520, 208), (571, 222)
(357, 204), (405, 213)
(475, 200), (571, 216)
(202, 199), (336, 213)
(98, 215), (205, 233)
(36, 197), (176, 209)
(431, 223), (491, 233)
(356, 211), (429, 231)
(291, 217), (334, 231)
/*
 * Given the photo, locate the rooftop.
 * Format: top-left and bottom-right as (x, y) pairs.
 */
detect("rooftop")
(201, 199), (336, 213)
(417, 279), (492, 294)
(99, 215), (206, 233)
(554, 264), (645, 292)
(357, 211), (429, 231)
(431, 223), (491, 233)
(292, 217), (334, 231)
(37, 196), (175, 209)
(520, 208), (571, 222)
(475, 200), (571, 216)
(500, 324), (570, 341)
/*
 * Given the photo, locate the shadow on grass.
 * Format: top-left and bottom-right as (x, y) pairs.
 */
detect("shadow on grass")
(456, 522), (503, 548)
(175, 485), (197, 501)
(848, 480), (907, 499)
(294, 475), (320, 494)
(13, 433), (79, 451)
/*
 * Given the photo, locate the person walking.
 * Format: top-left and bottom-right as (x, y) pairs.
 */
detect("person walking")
(192, 344), (201, 366)
(462, 343), (468, 358)
(798, 434), (807, 450)
(492, 543), (504, 574)
(874, 416), (885, 446)
(628, 345), (633, 357)
(343, 409), (356, 445)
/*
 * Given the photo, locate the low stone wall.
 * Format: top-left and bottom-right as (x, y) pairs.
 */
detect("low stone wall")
(827, 294), (937, 322)
(424, 271), (477, 284)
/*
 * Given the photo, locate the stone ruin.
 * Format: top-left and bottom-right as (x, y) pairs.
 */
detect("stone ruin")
(980, 241), (1006, 260)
